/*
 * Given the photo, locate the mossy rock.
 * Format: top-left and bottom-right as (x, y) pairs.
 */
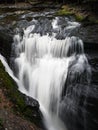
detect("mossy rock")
(57, 7), (86, 22)
(56, 5), (74, 16)
(0, 61), (26, 111)
(0, 61), (42, 127)
(0, 118), (4, 130)
(57, 4), (98, 24)
(75, 13), (85, 22)
(57, 9), (74, 16)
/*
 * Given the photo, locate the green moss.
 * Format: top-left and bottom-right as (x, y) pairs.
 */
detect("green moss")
(57, 5), (73, 16)
(57, 9), (74, 16)
(0, 118), (3, 124)
(0, 61), (26, 113)
(56, 5), (98, 23)
(75, 13), (85, 22)
(23, 107), (33, 120)
(57, 8), (85, 22)
(0, 118), (3, 129)
(0, 61), (42, 126)
(88, 16), (98, 24)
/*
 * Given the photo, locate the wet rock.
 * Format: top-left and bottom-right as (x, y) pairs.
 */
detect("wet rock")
(23, 95), (43, 128)
(25, 96), (39, 108)
(79, 25), (98, 43)
(24, 95), (41, 122)
(71, 25), (98, 50)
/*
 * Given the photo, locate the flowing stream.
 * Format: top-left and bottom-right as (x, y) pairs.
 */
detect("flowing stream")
(0, 15), (92, 130)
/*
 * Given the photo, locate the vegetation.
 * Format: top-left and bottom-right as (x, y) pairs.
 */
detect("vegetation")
(0, 61), (43, 128)
(0, 61), (42, 129)
(57, 3), (98, 23)
(57, 5), (86, 21)
(0, 61), (25, 112)
(0, 61), (41, 123)
(0, 0), (97, 18)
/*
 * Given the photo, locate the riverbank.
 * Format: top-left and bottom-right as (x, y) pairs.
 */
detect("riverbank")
(57, 4), (98, 24)
(0, 1), (98, 24)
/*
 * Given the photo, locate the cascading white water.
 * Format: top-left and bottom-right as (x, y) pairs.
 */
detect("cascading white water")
(0, 17), (91, 130)
(14, 33), (72, 130)
(0, 54), (18, 84)
(11, 17), (87, 130)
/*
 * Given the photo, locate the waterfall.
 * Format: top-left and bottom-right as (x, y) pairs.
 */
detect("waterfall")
(0, 16), (91, 130)
(0, 54), (18, 84)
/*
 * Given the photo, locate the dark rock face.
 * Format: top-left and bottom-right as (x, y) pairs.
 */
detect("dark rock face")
(78, 25), (98, 44)
(58, 31), (98, 130)
(59, 52), (98, 130)
(71, 25), (98, 50)
(59, 54), (91, 130)
(24, 95), (41, 122)
(77, 25), (98, 130)
(25, 96), (39, 108)
(0, 26), (13, 63)
(58, 34), (98, 130)
(85, 51), (98, 130)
